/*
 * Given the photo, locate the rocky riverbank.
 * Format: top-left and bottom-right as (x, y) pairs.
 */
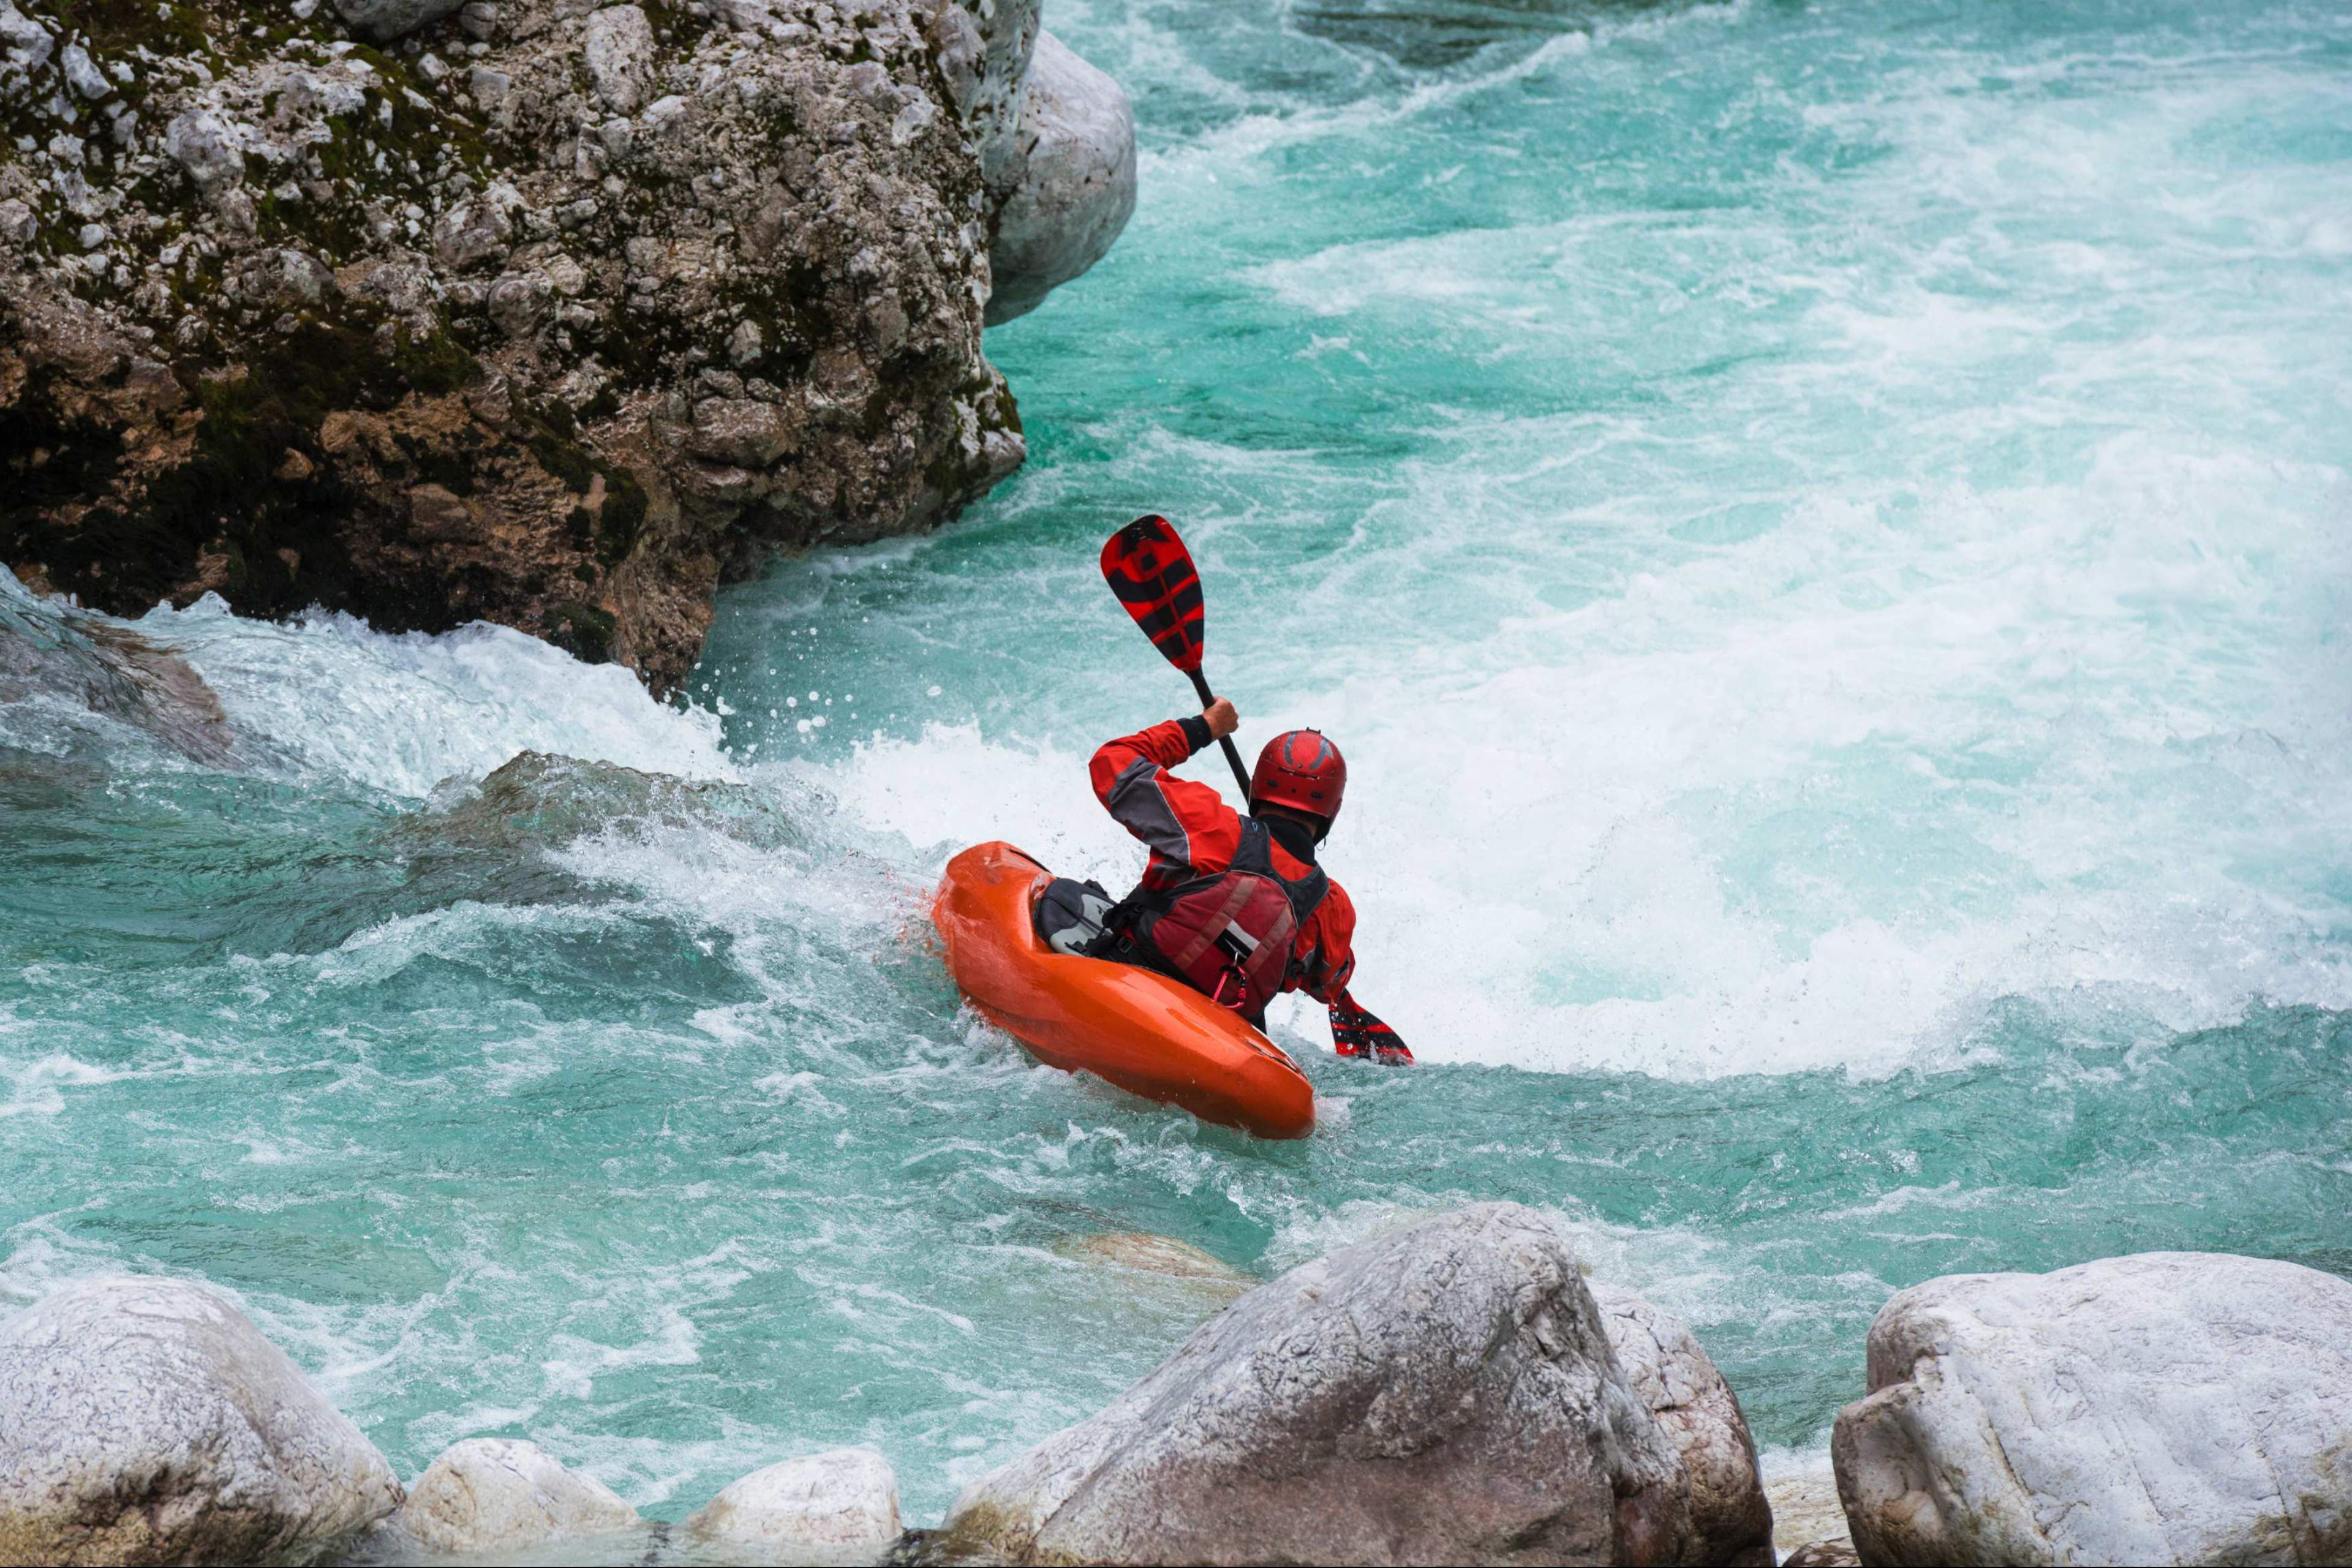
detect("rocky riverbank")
(6, 1204), (2343, 1565)
(0, 0), (1131, 692)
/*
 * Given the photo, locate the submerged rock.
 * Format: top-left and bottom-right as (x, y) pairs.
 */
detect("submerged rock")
(0, 0), (1127, 693)
(389, 1437), (639, 1555)
(0, 568), (234, 764)
(1053, 1231), (1253, 1292)
(939, 1202), (1695, 1566)
(0, 1274), (402, 1565)
(1833, 1250), (2352, 1566)
(1592, 1283), (1775, 1567)
(686, 1447), (902, 1557)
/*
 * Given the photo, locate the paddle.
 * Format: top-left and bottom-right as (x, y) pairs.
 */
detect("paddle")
(1100, 515), (1254, 801)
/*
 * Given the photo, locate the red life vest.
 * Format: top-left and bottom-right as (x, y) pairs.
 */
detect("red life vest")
(1121, 818), (1329, 1022)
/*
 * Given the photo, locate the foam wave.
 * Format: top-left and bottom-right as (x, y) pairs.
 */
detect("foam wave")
(134, 594), (734, 799)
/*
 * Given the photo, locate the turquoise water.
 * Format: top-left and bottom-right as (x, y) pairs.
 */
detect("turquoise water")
(7, 0), (2352, 1528)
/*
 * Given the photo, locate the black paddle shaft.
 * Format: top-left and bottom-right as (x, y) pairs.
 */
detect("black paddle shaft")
(1187, 668), (1256, 801)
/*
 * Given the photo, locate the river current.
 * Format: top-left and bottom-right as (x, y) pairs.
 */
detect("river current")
(5, 0), (2351, 1528)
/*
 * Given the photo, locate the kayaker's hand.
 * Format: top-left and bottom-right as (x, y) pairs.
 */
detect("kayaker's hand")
(1203, 697), (1239, 740)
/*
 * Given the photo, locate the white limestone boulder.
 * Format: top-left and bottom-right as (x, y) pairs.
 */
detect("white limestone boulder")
(685, 1447), (902, 1557)
(982, 29), (1136, 324)
(1593, 1283), (1776, 1566)
(390, 1437), (639, 1555)
(0, 1275), (402, 1566)
(582, 4), (655, 115)
(1833, 1251), (2352, 1566)
(939, 1202), (1696, 1565)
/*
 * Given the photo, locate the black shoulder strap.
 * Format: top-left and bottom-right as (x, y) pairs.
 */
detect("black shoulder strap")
(1238, 818), (1328, 922)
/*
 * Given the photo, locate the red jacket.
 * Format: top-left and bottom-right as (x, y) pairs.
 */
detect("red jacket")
(1089, 718), (1357, 1004)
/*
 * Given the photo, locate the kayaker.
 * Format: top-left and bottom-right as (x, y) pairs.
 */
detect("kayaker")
(1038, 698), (1412, 1065)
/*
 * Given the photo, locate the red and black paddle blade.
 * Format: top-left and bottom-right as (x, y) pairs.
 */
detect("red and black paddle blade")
(1101, 514), (1206, 674)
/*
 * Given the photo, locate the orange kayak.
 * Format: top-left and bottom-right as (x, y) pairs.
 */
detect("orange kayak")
(932, 842), (1316, 1139)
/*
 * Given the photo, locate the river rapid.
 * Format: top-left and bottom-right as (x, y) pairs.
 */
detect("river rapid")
(5, 0), (2350, 1527)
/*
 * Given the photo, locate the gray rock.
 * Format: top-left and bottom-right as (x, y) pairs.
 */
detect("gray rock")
(488, 269), (551, 336)
(61, 41), (110, 99)
(685, 1448), (901, 1556)
(165, 108), (243, 190)
(1593, 1283), (1774, 1567)
(391, 1437), (639, 1555)
(939, 1203), (1695, 1566)
(927, 0), (1038, 195)
(1, 1), (55, 74)
(1833, 1251), (2352, 1566)
(432, 193), (513, 271)
(583, 4), (654, 115)
(328, 0), (466, 42)
(2, 0), (1038, 693)
(690, 396), (793, 468)
(982, 28), (1134, 325)
(0, 1275), (402, 1565)
(467, 62), (511, 113)
(0, 570), (233, 764)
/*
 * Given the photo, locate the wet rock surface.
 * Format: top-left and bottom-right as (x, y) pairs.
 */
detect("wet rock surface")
(1592, 1283), (1775, 1567)
(386, 1437), (640, 1555)
(0, 1274), (403, 1566)
(0, 564), (235, 762)
(1832, 1251), (2352, 1567)
(938, 1202), (1697, 1566)
(685, 1448), (902, 1556)
(0, 0), (1129, 692)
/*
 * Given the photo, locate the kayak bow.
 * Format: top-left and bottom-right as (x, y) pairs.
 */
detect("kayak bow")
(932, 842), (1316, 1139)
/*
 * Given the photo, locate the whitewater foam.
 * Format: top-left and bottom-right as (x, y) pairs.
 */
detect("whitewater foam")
(135, 594), (734, 799)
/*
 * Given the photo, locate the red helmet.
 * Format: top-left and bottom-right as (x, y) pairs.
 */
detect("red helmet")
(1251, 729), (1346, 826)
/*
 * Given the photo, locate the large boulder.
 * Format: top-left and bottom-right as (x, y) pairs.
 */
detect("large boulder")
(685, 1448), (902, 1557)
(982, 29), (1136, 324)
(0, 0), (1046, 694)
(1833, 1251), (2352, 1566)
(938, 1203), (1695, 1566)
(389, 1437), (639, 1555)
(1592, 1284), (1775, 1567)
(926, 0), (1134, 325)
(0, 1275), (403, 1566)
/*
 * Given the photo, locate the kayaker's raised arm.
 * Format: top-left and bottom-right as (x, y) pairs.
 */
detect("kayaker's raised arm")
(1088, 702), (1244, 873)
